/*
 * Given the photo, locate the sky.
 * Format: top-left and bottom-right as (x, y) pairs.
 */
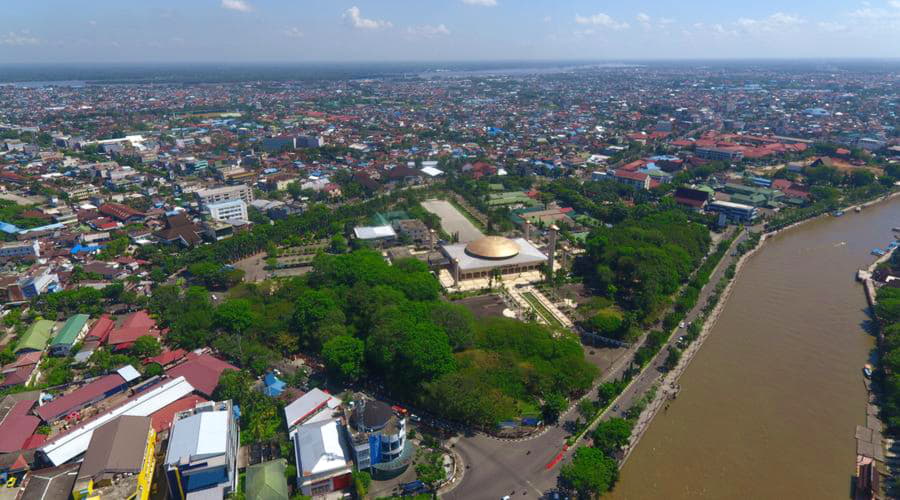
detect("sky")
(0, 0), (899, 63)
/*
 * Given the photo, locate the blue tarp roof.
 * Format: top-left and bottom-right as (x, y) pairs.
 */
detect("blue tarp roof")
(0, 222), (20, 234)
(71, 244), (103, 254)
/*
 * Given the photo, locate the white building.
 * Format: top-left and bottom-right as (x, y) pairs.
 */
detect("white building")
(206, 199), (248, 222)
(195, 184), (254, 206)
(0, 240), (39, 260)
(293, 419), (353, 496)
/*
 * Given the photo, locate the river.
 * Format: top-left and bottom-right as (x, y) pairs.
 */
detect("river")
(610, 196), (899, 499)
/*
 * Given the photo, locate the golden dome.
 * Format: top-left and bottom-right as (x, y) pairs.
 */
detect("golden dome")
(465, 236), (520, 259)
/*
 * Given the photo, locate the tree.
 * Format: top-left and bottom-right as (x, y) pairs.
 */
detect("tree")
(131, 335), (161, 358)
(541, 391), (568, 424)
(577, 399), (597, 420)
(213, 369), (252, 404)
(592, 417), (633, 456)
(415, 450), (447, 491)
(329, 235), (348, 254)
(215, 299), (257, 334)
(429, 302), (475, 351)
(143, 362), (164, 378)
(663, 346), (682, 372)
(559, 447), (619, 498)
(322, 335), (364, 382)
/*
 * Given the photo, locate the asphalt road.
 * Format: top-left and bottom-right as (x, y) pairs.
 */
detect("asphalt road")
(444, 229), (749, 500)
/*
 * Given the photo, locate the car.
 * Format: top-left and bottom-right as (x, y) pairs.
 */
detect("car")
(679, 321), (686, 329)
(410, 414), (421, 422)
(501, 496), (511, 500)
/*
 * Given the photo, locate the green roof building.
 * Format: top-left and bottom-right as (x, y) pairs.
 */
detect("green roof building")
(15, 319), (56, 354)
(50, 314), (90, 356)
(245, 459), (289, 500)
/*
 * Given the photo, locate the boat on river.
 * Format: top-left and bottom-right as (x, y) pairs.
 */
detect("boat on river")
(833, 210), (845, 217)
(872, 248), (886, 256)
(855, 206), (862, 213)
(864, 364), (873, 378)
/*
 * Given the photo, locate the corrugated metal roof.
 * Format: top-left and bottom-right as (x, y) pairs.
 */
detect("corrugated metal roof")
(51, 314), (89, 347)
(283, 388), (330, 429)
(165, 409), (229, 465)
(16, 320), (55, 353)
(40, 376), (195, 466)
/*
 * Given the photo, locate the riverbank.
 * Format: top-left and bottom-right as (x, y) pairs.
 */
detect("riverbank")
(857, 244), (898, 497)
(621, 190), (900, 469)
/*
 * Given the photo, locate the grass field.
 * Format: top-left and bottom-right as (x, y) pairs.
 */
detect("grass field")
(522, 291), (564, 328)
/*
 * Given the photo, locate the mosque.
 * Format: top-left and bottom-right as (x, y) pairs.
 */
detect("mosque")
(436, 224), (558, 290)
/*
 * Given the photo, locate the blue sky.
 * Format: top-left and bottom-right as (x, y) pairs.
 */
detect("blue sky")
(1, 0), (898, 63)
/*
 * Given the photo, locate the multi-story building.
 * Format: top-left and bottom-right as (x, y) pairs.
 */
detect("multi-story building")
(344, 399), (412, 479)
(164, 400), (239, 499)
(612, 169), (651, 190)
(695, 147), (744, 162)
(206, 199), (248, 222)
(195, 184), (254, 206)
(707, 200), (758, 224)
(19, 267), (60, 299)
(392, 219), (430, 245)
(0, 240), (39, 261)
(294, 419), (353, 496)
(63, 183), (99, 202)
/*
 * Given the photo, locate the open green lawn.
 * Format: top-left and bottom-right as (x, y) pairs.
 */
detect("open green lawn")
(522, 291), (564, 328)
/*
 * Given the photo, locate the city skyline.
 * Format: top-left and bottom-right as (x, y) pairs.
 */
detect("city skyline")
(2, 0), (900, 63)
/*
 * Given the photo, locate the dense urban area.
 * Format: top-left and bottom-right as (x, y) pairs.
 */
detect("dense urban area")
(0, 62), (898, 500)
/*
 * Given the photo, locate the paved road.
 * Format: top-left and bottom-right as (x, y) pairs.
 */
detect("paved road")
(445, 229), (749, 500)
(421, 199), (485, 243)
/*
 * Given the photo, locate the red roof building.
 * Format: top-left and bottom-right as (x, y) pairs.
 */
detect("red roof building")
(165, 353), (238, 398)
(107, 310), (160, 351)
(0, 400), (41, 453)
(98, 203), (145, 223)
(35, 374), (128, 423)
(143, 349), (187, 367)
(85, 314), (115, 343)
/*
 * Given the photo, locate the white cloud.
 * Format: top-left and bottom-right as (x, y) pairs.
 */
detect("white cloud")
(88, 20), (97, 26)
(574, 13), (629, 30)
(343, 6), (392, 29)
(283, 27), (304, 38)
(891, 0), (900, 7)
(221, 0), (253, 12)
(817, 21), (847, 32)
(462, 0), (497, 6)
(407, 24), (451, 38)
(0, 30), (40, 46)
(636, 13), (651, 24)
(736, 12), (804, 33)
(543, 16), (552, 23)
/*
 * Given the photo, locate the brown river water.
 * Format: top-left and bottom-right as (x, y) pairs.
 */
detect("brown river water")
(610, 197), (899, 499)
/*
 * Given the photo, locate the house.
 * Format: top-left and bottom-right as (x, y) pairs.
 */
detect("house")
(72, 415), (156, 500)
(461, 161), (497, 179)
(165, 352), (238, 398)
(293, 419), (352, 496)
(98, 203), (145, 223)
(392, 219), (430, 245)
(0, 398), (41, 453)
(245, 459), (289, 500)
(164, 400), (239, 499)
(107, 310), (160, 351)
(84, 315), (115, 344)
(15, 320), (56, 355)
(673, 187), (709, 211)
(49, 314), (90, 357)
(19, 463), (81, 500)
(155, 213), (203, 248)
